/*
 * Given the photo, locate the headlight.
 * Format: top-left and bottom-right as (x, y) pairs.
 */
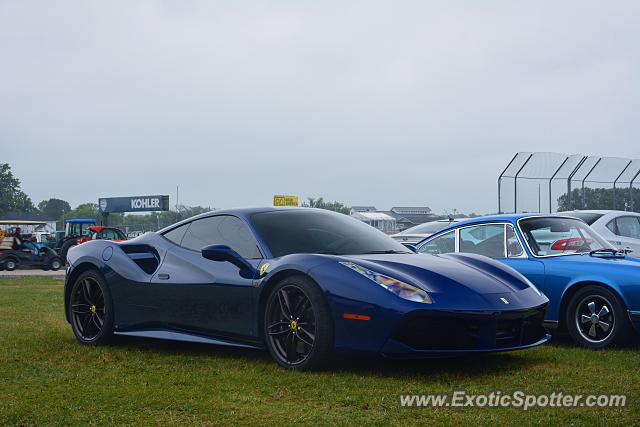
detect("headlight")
(340, 261), (432, 304)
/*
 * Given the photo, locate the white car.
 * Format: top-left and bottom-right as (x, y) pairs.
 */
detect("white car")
(390, 219), (459, 245)
(563, 210), (640, 254)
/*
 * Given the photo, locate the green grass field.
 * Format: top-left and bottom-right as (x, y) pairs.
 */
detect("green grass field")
(1, 277), (639, 426)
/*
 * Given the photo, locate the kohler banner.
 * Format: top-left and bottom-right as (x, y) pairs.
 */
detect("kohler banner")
(98, 195), (170, 213)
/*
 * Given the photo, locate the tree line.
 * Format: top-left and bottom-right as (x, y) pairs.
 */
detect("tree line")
(557, 187), (640, 212)
(0, 163), (354, 232)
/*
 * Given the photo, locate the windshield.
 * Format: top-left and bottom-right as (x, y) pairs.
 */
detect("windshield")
(252, 210), (412, 257)
(519, 217), (614, 256)
(400, 221), (453, 235)
(562, 212), (604, 226)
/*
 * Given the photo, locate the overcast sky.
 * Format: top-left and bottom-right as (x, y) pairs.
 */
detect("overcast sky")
(2, 1), (639, 214)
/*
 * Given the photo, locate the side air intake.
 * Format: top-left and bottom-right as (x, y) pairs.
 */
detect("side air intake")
(120, 245), (160, 274)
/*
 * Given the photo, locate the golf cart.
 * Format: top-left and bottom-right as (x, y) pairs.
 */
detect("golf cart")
(0, 236), (63, 271)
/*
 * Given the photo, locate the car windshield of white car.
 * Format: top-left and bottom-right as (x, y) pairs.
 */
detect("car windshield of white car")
(519, 217), (613, 256)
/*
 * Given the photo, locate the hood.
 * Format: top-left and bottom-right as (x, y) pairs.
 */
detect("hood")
(342, 252), (534, 298)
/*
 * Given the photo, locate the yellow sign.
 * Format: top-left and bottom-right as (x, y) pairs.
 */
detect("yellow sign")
(273, 195), (299, 207)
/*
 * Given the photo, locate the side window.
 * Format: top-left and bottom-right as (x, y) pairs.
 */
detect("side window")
(180, 216), (262, 259)
(506, 225), (524, 258)
(419, 231), (455, 255)
(102, 229), (117, 240)
(606, 220), (617, 234)
(615, 217), (640, 239)
(162, 223), (190, 246)
(459, 224), (505, 258)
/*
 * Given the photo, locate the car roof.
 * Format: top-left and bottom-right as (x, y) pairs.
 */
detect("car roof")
(157, 207), (334, 233)
(66, 218), (96, 223)
(562, 210), (640, 215)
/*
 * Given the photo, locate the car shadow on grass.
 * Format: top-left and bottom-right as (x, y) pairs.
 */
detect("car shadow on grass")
(109, 335), (549, 378)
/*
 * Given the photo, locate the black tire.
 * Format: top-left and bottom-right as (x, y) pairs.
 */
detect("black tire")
(263, 275), (333, 370)
(565, 285), (632, 349)
(49, 257), (63, 271)
(4, 258), (18, 271)
(68, 270), (114, 345)
(59, 239), (78, 264)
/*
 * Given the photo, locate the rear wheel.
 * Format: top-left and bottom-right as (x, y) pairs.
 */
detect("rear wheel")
(264, 275), (333, 370)
(59, 239), (77, 264)
(565, 285), (632, 349)
(4, 259), (17, 271)
(68, 270), (113, 345)
(49, 257), (62, 271)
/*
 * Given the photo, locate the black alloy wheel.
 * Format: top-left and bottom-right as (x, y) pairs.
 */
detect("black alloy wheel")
(69, 271), (113, 344)
(264, 276), (333, 370)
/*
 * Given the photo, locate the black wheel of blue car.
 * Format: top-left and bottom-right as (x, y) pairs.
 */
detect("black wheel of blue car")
(566, 285), (632, 349)
(69, 270), (113, 345)
(264, 276), (333, 370)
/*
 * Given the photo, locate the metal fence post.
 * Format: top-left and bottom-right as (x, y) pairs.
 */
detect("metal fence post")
(548, 155), (569, 213)
(613, 160), (633, 210)
(566, 156), (587, 211)
(581, 158), (602, 209)
(630, 169), (640, 212)
(498, 154), (518, 214)
(513, 154), (533, 213)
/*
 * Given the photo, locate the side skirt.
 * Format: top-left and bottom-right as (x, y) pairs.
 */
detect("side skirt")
(114, 330), (262, 349)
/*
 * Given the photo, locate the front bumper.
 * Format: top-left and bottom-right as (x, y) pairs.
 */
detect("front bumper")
(381, 304), (549, 355)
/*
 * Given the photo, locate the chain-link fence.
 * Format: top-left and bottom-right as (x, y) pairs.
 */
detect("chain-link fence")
(498, 152), (640, 213)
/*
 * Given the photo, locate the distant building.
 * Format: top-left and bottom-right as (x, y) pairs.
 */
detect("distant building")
(349, 208), (397, 233)
(350, 206), (378, 213)
(349, 206), (436, 234)
(384, 207), (438, 232)
(0, 212), (57, 234)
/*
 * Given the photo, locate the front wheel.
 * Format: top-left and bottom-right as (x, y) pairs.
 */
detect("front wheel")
(68, 270), (114, 345)
(565, 285), (632, 349)
(264, 275), (333, 370)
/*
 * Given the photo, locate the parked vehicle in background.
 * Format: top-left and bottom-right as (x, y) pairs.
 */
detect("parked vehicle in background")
(562, 210), (640, 255)
(55, 219), (96, 261)
(0, 236), (63, 271)
(77, 226), (127, 245)
(390, 219), (459, 244)
(416, 214), (640, 349)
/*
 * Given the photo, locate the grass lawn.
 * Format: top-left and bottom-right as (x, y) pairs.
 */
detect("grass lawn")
(1, 277), (639, 426)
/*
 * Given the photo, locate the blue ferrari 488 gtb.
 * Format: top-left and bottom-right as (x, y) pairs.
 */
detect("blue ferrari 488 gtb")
(65, 208), (549, 370)
(417, 214), (640, 349)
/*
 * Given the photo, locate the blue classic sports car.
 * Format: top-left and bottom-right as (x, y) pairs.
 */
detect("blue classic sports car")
(65, 208), (549, 370)
(416, 214), (640, 349)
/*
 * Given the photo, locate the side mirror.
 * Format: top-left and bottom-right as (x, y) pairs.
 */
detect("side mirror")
(402, 243), (417, 252)
(201, 245), (258, 279)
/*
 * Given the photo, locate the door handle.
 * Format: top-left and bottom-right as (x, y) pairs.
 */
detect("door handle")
(158, 274), (170, 280)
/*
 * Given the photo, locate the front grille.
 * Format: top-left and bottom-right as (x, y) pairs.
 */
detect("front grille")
(392, 306), (546, 351)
